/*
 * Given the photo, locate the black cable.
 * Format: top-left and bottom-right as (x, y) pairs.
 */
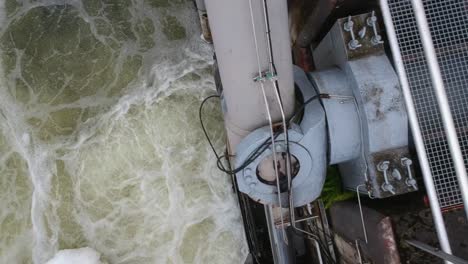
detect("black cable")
(199, 95), (223, 161)
(288, 93), (329, 124)
(200, 94), (336, 262)
(200, 92), (327, 175)
(199, 95), (280, 175)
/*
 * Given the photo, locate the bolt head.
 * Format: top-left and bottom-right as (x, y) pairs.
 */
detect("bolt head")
(348, 39), (361, 50)
(378, 161), (390, 171)
(406, 178), (417, 186)
(401, 157), (413, 166)
(249, 182), (256, 189)
(367, 16), (377, 26)
(344, 21), (354, 31)
(371, 35), (383, 45)
(382, 182), (396, 194)
(275, 144), (285, 152)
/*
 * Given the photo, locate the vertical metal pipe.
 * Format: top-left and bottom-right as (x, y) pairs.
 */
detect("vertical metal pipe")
(411, 0), (468, 219)
(379, 0), (453, 259)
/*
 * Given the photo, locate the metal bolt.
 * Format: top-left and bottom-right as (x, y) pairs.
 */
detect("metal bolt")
(249, 182), (256, 189)
(367, 11), (384, 46)
(348, 39), (362, 50)
(382, 182), (396, 195)
(406, 178), (417, 190)
(371, 35), (383, 45)
(401, 157), (417, 189)
(366, 13), (378, 27)
(378, 161), (395, 195)
(344, 16), (361, 50)
(343, 16), (354, 31)
(245, 176), (253, 184)
(377, 160), (390, 171)
(244, 168), (254, 184)
(275, 144), (285, 152)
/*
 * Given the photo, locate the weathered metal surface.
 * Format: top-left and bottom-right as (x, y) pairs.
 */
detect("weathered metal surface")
(312, 13), (414, 198)
(235, 67), (327, 207)
(313, 13), (385, 69)
(205, 0), (295, 150)
(309, 67), (361, 164)
(379, 217), (401, 263)
(366, 147), (418, 198)
(296, 0), (338, 48)
(330, 201), (401, 263)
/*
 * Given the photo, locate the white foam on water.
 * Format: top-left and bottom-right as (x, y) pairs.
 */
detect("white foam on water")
(46, 247), (104, 264)
(0, 0), (248, 263)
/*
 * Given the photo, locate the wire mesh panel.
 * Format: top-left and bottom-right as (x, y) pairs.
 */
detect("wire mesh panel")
(387, 0), (468, 208)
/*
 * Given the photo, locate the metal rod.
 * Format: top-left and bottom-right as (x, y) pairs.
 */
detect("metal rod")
(379, 0), (453, 259)
(261, 0), (275, 74)
(314, 239), (324, 264)
(260, 2), (298, 239)
(355, 240), (363, 264)
(260, 0), (292, 200)
(259, 0), (296, 242)
(356, 185), (369, 244)
(406, 240), (468, 264)
(410, 0), (468, 219)
(248, 0), (288, 244)
(318, 199), (336, 261)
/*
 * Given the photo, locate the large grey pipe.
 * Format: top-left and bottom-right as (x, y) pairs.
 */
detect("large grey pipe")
(205, 0), (295, 151)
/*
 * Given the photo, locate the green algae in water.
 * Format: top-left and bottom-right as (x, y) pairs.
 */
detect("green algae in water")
(0, 133), (33, 263)
(161, 15), (187, 40)
(0, 1), (247, 263)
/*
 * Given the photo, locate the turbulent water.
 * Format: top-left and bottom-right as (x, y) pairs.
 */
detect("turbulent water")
(0, 0), (247, 263)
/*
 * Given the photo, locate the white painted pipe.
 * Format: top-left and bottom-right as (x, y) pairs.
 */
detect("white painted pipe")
(204, 0), (295, 151)
(411, 0), (468, 219)
(379, 0), (453, 259)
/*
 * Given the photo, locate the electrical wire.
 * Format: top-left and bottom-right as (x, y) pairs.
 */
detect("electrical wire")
(199, 94), (280, 175)
(201, 92), (324, 189)
(200, 91), (326, 176)
(288, 93), (328, 124)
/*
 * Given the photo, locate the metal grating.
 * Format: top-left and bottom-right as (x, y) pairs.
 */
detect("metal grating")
(387, 0), (468, 208)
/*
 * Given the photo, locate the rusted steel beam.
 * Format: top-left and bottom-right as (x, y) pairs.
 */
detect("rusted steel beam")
(296, 0), (338, 48)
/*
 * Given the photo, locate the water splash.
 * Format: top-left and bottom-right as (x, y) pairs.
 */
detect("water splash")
(0, 0), (248, 263)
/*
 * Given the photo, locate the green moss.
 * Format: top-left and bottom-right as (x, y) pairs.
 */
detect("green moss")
(321, 166), (355, 209)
